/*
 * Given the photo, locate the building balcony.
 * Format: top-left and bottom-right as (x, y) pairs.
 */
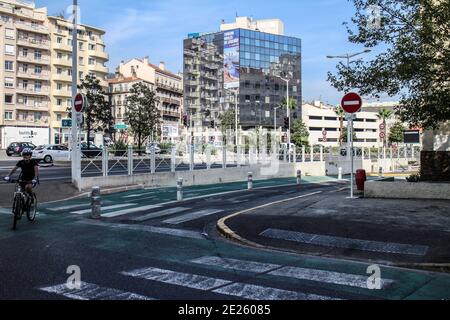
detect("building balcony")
(14, 119), (50, 127)
(17, 55), (50, 65)
(15, 103), (50, 112)
(160, 97), (181, 106)
(53, 42), (72, 52)
(88, 50), (109, 60)
(90, 64), (108, 74)
(17, 71), (50, 81)
(16, 87), (50, 96)
(157, 82), (183, 94)
(52, 74), (72, 82)
(16, 21), (49, 34)
(17, 38), (50, 49)
(51, 105), (70, 113)
(53, 90), (72, 98)
(53, 58), (72, 67)
(162, 110), (181, 118)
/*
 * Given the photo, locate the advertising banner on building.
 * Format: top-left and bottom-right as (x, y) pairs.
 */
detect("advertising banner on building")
(224, 30), (240, 89)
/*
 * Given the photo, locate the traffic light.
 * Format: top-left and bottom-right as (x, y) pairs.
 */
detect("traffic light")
(284, 117), (290, 130)
(210, 120), (215, 129)
(183, 115), (188, 127)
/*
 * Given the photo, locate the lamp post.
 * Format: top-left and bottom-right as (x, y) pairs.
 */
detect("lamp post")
(326, 49), (372, 69)
(71, 0), (80, 183)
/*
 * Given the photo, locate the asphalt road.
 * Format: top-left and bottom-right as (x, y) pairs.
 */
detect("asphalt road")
(0, 178), (448, 301)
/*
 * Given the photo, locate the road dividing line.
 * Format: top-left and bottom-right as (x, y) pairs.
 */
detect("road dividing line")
(131, 207), (191, 222)
(213, 283), (334, 300)
(269, 266), (394, 289)
(163, 209), (224, 225)
(101, 204), (162, 218)
(40, 282), (153, 300)
(122, 267), (232, 291)
(72, 204), (136, 215)
(260, 229), (429, 256)
(191, 256), (281, 273)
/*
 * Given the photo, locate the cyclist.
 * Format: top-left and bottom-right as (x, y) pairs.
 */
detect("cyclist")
(4, 149), (39, 197)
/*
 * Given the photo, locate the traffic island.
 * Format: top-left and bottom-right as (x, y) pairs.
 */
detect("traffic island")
(365, 180), (450, 200)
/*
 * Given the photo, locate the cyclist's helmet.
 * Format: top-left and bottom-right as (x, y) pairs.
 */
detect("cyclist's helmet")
(21, 148), (33, 157)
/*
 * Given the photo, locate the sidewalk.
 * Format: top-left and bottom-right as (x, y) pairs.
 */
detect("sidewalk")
(218, 190), (450, 267)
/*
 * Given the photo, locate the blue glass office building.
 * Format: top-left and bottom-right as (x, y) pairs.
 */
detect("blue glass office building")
(184, 28), (302, 130)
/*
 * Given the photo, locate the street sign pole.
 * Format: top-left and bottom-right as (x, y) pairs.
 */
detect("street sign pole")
(350, 116), (354, 198)
(71, 0), (81, 184)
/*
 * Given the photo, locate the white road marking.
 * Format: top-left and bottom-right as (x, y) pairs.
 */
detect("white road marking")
(131, 207), (191, 222)
(122, 192), (157, 199)
(0, 207), (11, 215)
(47, 203), (90, 212)
(122, 267), (232, 291)
(213, 283), (335, 300)
(269, 266), (394, 289)
(101, 204), (162, 218)
(72, 204), (136, 215)
(40, 282), (153, 300)
(343, 101), (360, 106)
(260, 229), (429, 256)
(191, 256), (281, 273)
(163, 209), (224, 225)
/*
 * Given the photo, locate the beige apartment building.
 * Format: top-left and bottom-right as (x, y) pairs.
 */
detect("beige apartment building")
(0, 0), (108, 149)
(111, 57), (183, 142)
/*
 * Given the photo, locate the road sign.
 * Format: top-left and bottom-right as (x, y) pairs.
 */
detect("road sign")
(74, 93), (85, 113)
(341, 92), (362, 114)
(380, 132), (386, 139)
(379, 123), (386, 130)
(322, 130), (328, 136)
(76, 113), (83, 126)
(114, 124), (128, 130)
(62, 119), (72, 128)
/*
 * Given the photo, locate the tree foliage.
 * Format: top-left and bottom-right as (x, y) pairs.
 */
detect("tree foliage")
(291, 119), (310, 147)
(341, 126), (358, 143)
(327, 0), (450, 129)
(125, 82), (161, 152)
(74, 75), (112, 149)
(220, 108), (236, 134)
(389, 121), (405, 144)
(335, 106), (346, 146)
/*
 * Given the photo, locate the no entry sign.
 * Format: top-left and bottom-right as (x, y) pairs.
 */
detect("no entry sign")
(341, 92), (362, 114)
(74, 93), (85, 113)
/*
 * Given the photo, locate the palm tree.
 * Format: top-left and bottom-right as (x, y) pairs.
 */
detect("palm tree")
(335, 106), (346, 146)
(281, 97), (297, 110)
(377, 108), (393, 147)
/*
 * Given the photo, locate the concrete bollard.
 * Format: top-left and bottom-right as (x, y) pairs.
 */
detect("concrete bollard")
(248, 172), (253, 190)
(338, 167), (343, 180)
(177, 178), (183, 202)
(91, 186), (102, 219)
(297, 170), (302, 185)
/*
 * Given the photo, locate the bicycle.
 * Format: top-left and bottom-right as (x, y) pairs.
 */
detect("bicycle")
(4, 178), (38, 230)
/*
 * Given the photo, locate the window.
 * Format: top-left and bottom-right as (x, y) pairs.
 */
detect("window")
(4, 111), (13, 121)
(89, 57), (95, 65)
(5, 61), (14, 71)
(57, 98), (62, 106)
(5, 45), (14, 55)
(5, 94), (13, 104)
(324, 117), (337, 121)
(79, 42), (84, 50)
(34, 81), (42, 91)
(57, 37), (62, 44)
(309, 116), (322, 120)
(34, 112), (42, 122)
(56, 113), (62, 121)
(57, 83), (63, 90)
(5, 28), (14, 39)
(34, 50), (42, 60)
(5, 77), (14, 88)
(57, 52), (63, 59)
(34, 65), (42, 74)
(89, 44), (96, 50)
(57, 68), (63, 74)
(22, 64), (28, 72)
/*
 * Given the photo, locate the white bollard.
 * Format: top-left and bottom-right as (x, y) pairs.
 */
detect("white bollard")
(248, 172), (253, 190)
(171, 147), (176, 173)
(177, 178), (183, 202)
(91, 186), (102, 219)
(297, 170), (302, 185)
(338, 167), (343, 180)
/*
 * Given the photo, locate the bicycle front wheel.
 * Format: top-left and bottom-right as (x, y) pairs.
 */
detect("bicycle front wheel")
(12, 195), (22, 231)
(27, 194), (37, 222)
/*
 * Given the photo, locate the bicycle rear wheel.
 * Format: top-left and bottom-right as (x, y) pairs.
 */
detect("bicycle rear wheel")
(27, 194), (37, 222)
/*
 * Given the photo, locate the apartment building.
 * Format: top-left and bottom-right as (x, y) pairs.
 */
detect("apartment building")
(114, 57), (183, 141)
(0, 0), (50, 148)
(47, 16), (108, 145)
(0, 0), (108, 149)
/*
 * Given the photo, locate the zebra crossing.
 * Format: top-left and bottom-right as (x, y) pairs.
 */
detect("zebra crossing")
(39, 255), (395, 300)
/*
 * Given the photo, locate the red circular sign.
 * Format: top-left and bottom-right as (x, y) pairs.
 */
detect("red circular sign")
(74, 93), (84, 113)
(379, 123), (386, 130)
(341, 92), (362, 114)
(380, 132), (386, 139)
(322, 130), (328, 136)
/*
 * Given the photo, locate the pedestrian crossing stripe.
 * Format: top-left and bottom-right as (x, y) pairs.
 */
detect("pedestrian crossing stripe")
(101, 204), (162, 218)
(40, 282), (153, 300)
(121, 267), (335, 300)
(260, 229), (429, 256)
(72, 204), (136, 215)
(163, 209), (224, 225)
(47, 203), (91, 212)
(130, 207), (191, 222)
(190, 256), (394, 289)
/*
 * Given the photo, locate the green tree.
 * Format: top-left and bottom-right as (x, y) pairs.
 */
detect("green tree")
(341, 126), (357, 143)
(220, 109), (236, 134)
(125, 82), (161, 154)
(389, 121), (405, 144)
(327, 0), (450, 129)
(377, 108), (394, 147)
(74, 75), (112, 150)
(335, 106), (346, 146)
(291, 119), (310, 148)
(280, 97), (297, 110)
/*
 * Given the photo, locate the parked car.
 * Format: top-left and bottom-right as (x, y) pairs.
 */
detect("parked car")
(145, 143), (162, 155)
(6, 142), (36, 157)
(81, 142), (103, 158)
(32, 145), (70, 163)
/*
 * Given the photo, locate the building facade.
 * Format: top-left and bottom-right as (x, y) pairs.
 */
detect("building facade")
(112, 57), (183, 142)
(0, 0), (108, 149)
(183, 17), (302, 132)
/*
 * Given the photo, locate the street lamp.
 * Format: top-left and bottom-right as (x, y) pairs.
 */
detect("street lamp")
(326, 49), (372, 68)
(277, 75), (291, 147)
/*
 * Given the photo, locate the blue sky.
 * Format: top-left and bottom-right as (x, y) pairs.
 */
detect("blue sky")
(37, 0), (384, 105)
